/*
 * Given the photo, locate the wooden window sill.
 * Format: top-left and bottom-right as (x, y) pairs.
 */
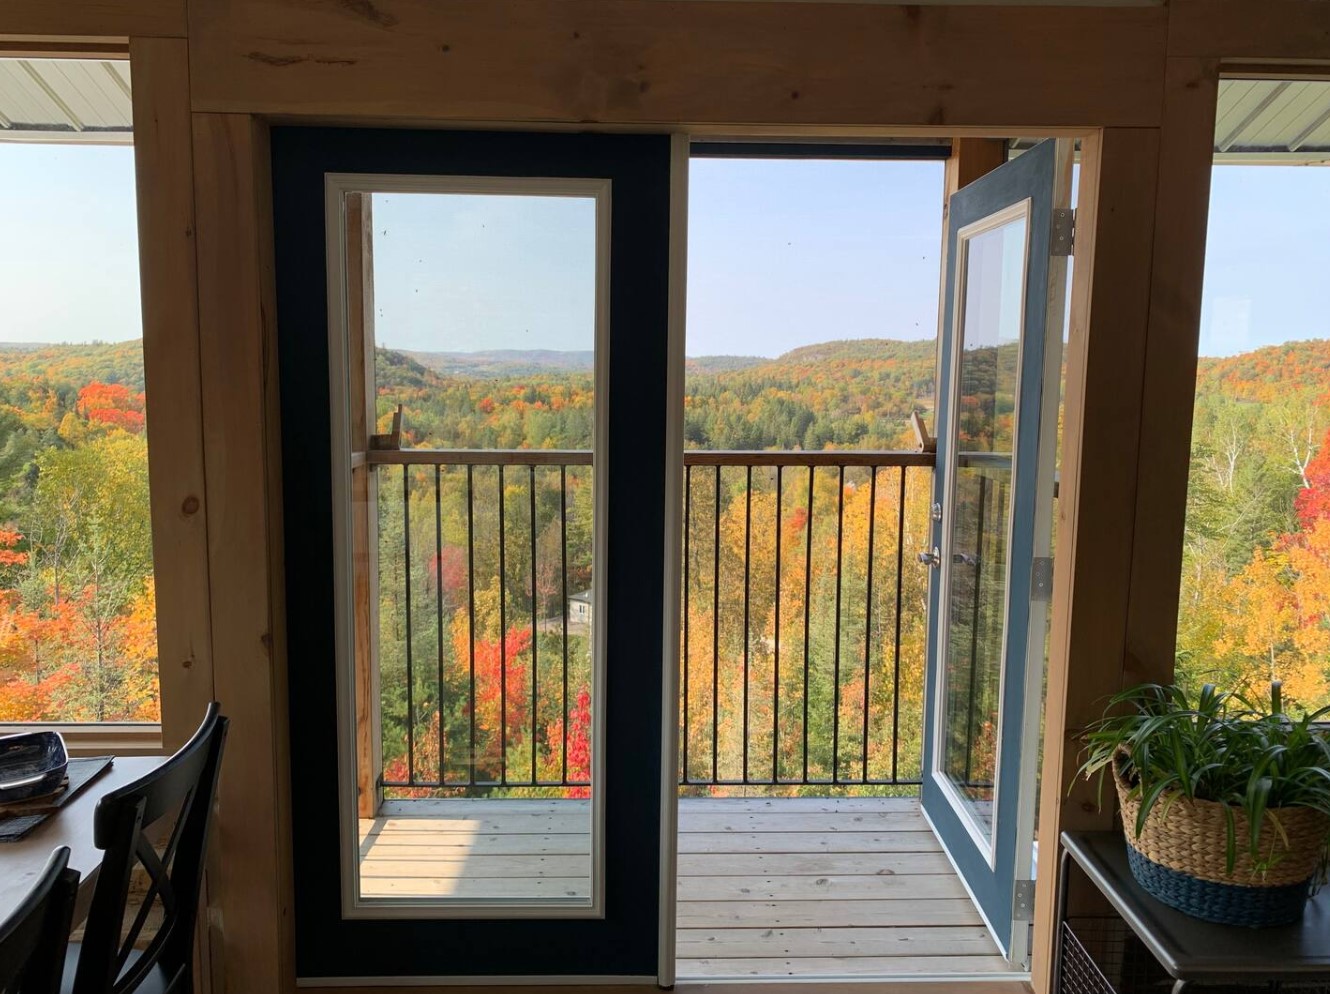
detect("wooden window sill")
(0, 722), (164, 757)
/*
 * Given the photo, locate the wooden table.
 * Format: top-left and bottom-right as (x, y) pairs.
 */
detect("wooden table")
(0, 756), (165, 925)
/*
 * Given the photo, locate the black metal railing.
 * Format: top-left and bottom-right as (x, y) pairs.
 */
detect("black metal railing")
(370, 450), (594, 794)
(679, 452), (933, 790)
(367, 448), (933, 796)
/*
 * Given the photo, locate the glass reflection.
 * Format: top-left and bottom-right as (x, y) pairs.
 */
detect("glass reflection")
(940, 215), (1026, 842)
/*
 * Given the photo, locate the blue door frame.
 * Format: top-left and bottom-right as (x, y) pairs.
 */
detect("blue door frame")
(921, 138), (1070, 967)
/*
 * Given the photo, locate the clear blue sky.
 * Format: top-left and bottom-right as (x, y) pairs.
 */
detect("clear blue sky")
(2, 143), (1327, 359)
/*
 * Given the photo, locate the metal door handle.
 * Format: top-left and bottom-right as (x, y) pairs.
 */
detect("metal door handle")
(918, 547), (941, 568)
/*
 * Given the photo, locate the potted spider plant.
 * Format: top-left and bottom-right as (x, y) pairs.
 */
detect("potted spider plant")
(1077, 682), (1330, 927)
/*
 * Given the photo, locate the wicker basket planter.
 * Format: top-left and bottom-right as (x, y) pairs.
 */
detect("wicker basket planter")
(1113, 757), (1330, 927)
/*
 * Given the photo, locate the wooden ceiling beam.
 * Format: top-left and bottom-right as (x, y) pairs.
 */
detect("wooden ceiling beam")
(185, 0), (1168, 128)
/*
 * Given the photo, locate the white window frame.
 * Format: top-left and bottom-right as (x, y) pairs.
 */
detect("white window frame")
(323, 173), (612, 920)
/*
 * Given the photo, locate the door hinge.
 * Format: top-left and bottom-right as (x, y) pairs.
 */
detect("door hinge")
(1031, 557), (1054, 602)
(1012, 879), (1036, 921)
(1051, 208), (1075, 256)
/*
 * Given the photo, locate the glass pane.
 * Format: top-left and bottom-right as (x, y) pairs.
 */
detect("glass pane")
(939, 215), (1026, 842)
(0, 61), (161, 725)
(345, 187), (600, 907)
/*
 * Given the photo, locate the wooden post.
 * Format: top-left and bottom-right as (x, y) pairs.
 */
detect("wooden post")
(130, 37), (216, 755)
(192, 112), (294, 994)
(1030, 127), (1163, 994)
(944, 138), (1009, 200)
(346, 193), (383, 820)
(1125, 58), (1219, 683)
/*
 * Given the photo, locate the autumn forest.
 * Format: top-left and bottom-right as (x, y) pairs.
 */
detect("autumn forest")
(0, 336), (1327, 800)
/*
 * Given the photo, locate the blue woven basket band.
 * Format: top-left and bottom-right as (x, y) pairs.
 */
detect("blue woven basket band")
(1125, 843), (1311, 928)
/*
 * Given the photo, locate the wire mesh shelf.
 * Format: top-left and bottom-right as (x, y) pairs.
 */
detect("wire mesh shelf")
(1059, 917), (1330, 994)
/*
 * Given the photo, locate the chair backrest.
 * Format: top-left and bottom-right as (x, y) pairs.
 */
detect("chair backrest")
(0, 846), (79, 994)
(73, 704), (228, 994)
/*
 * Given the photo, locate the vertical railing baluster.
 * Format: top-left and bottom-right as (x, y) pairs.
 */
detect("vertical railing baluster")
(742, 464), (752, 783)
(498, 465), (507, 785)
(682, 464), (691, 782)
(530, 464), (538, 785)
(403, 465), (415, 786)
(862, 466), (877, 783)
(802, 466), (814, 784)
(964, 473), (988, 789)
(560, 465), (569, 786)
(772, 465), (782, 783)
(832, 465), (844, 783)
(712, 464), (721, 785)
(893, 465), (906, 784)
(467, 465), (477, 785)
(435, 465), (445, 786)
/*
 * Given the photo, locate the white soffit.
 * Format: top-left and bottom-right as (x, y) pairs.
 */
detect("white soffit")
(0, 59), (132, 144)
(1215, 79), (1330, 164)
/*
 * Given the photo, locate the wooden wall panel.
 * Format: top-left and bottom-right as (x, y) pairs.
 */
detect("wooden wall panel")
(0, 0), (185, 39)
(193, 111), (293, 994)
(1030, 127), (1161, 994)
(130, 37), (215, 753)
(1124, 58), (1219, 684)
(1168, 0), (1330, 61)
(186, 0), (1167, 127)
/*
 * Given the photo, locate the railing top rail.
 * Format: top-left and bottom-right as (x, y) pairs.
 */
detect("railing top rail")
(366, 449), (592, 467)
(684, 450), (935, 468)
(364, 448), (935, 468)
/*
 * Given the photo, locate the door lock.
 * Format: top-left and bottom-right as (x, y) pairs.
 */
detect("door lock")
(918, 546), (941, 568)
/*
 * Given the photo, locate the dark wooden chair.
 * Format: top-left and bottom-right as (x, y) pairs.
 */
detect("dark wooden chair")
(66, 704), (228, 994)
(0, 846), (80, 994)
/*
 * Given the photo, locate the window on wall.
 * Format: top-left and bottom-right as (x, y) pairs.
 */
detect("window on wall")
(1176, 79), (1330, 711)
(0, 58), (159, 724)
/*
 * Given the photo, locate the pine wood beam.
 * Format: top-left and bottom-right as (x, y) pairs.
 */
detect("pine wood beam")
(0, 0), (185, 39)
(185, 0), (1167, 128)
(1124, 59), (1219, 683)
(1030, 126), (1162, 994)
(130, 37), (216, 753)
(192, 111), (295, 994)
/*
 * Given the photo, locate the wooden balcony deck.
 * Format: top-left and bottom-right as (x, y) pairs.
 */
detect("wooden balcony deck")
(358, 795), (1012, 980)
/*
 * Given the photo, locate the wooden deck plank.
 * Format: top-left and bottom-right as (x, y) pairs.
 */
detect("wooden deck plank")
(678, 873), (968, 901)
(678, 831), (941, 854)
(360, 876), (590, 899)
(678, 852), (955, 876)
(676, 898), (985, 928)
(678, 797), (923, 813)
(369, 813), (593, 834)
(355, 795), (1012, 978)
(360, 835), (592, 856)
(679, 811), (930, 833)
(679, 955), (1014, 977)
(678, 926), (1000, 958)
(360, 855), (590, 878)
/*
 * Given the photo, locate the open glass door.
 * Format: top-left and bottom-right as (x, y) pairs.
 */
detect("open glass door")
(272, 128), (679, 983)
(920, 138), (1071, 968)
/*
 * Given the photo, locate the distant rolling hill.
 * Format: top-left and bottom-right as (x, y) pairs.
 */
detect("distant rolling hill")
(400, 348), (769, 378)
(402, 349), (594, 378)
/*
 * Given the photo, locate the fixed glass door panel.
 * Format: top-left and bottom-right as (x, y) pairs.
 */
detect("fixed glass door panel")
(921, 138), (1070, 967)
(273, 129), (674, 981)
(330, 178), (606, 912)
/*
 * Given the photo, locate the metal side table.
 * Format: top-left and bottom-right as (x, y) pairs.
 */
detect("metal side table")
(1056, 832), (1330, 994)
